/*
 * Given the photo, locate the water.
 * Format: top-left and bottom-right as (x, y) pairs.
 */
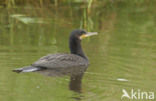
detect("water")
(0, 2), (156, 101)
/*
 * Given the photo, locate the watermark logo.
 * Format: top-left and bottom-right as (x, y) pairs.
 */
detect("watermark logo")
(121, 89), (154, 100)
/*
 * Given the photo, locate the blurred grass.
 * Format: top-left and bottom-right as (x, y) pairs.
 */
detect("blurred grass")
(1, 0), (155, 8)
(0, 0), (156, 46)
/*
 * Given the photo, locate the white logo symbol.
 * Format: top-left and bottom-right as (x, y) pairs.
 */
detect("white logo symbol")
(121, 89), (130, 99)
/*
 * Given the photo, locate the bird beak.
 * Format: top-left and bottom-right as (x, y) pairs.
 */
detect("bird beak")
(80, 32), (98, 39)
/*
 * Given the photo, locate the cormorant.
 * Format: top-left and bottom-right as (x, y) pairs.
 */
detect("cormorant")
(13, 29), (98, 73)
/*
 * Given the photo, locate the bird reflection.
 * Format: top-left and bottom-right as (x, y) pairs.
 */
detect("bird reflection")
(69, 72), (84, 93)
(38, 65), (88, 93)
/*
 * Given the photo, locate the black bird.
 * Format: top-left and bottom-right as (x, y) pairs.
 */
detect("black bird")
(13, 29), (97, 74)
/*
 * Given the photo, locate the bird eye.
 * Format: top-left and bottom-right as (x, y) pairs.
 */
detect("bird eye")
(80, 30), (86, 34)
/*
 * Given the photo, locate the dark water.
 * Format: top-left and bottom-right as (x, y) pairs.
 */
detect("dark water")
(0, 2), (156, 101)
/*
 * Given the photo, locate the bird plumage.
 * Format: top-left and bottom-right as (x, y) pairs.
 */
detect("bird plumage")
(33, 53), (88, 69)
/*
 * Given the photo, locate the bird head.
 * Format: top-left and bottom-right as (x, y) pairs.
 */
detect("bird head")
(70, 29), (98, 40)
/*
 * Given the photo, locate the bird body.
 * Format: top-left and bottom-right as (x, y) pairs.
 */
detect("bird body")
(13, 53), (88, 73)
(33, 53), (88, 69)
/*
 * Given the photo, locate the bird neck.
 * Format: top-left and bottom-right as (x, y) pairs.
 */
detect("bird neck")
(69, 38), (87, 59)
